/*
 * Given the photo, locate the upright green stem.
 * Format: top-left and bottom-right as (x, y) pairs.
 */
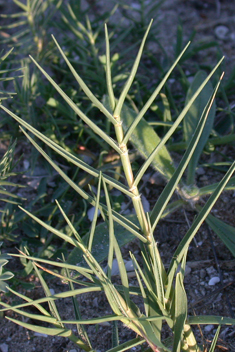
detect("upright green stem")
(113, 117), (150, 239)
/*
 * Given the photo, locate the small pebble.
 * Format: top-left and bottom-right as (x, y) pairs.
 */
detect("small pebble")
(200, 288), (206, 296)
(0, 343), (8, 352)
(23, 160), (30, 170)
(93, 297), (98, 308)
(131, 2), (141, 10)
(206, 266), (216, 275)
(196, 167), (205, 175)
(87, 207), (101, 222)
(208, 276), (220, 286)
(200, 269), (206, 279)
(205, 324), (214, 332)
(125, 260), (134, 272)
(215, 25), (229, 40)
(184, 265), (191, 276)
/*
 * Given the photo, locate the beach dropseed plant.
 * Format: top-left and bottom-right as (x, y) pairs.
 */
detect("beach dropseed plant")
(1, 22), (235, 352)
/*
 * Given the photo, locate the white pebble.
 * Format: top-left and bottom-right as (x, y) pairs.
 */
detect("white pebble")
(125, 260), (134, 272)
(87, 207), (100, 222)
(204, 324), (214, 332)
(215, 25), (229, 40)
(131, 2), (141, 9)
(184, 265), (191, 276)
(93, 297), (98, 308)
(0, 343), (8, 352)
(208, 276), (220, 286)
(23, 160), (30, 170)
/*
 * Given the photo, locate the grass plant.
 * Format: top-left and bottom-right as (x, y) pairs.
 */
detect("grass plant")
(1, 22), (235, 352)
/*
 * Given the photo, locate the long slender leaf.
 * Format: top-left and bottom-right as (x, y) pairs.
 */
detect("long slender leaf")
(172, 271), (187, 352)
(1, 286), (102, 312)
(114, 20), (153, 119)
(17, 128), (145, 241)
(6, 317), (72, 337)
(150, 76), (222, 232)
(52, 35), (117, 125)
(188, 316), (235, 325)
(205, 212), (235, 257)
(103, 176), (130, 306)
(209, 326), (221, 352)
(184, 70), (216, 185)
(134, 58), (223, 186)
(105, 24), (115, 111)
(167, 161), (235, 287)
(123, 42), (191, 145)
(28, 56), (121, 153)
(106, 337), (145, 352)
(88, 174), (102, 251)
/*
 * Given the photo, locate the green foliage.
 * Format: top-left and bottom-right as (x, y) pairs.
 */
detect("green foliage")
(0, 244), (14, 293)
(0, 1), (235, 351)
(0, 140), (24, 207)
(1, 20), (235, 352)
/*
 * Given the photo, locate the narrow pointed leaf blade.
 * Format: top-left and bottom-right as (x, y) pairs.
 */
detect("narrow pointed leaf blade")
(199, 176), (235, 196)
(209, 326), (221, 352)
(114, 20), (153, 118)
(6, 317), (72, 337)
(67, 214), (139, 267)
(123, 42), (191, 145)
(133, 58), (223, 186)
(172, 273), (187, 352)
(184, 71), (216, 185)
(28, 55), (121, 153)
(188, 315), (235, 325)
(105, 24), (115, 111)
(205, 213), (235, 257)
(106, 337), (145, 352)
(168, 161), (235, 279)
(0, 104), (132, 197)
(150, 77), (222, 232)
(52, 35), (116, 124)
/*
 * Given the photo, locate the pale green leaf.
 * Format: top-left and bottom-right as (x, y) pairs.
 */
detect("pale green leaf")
(106, 337), (145, 352)
(184, 71), (216, 185)
(28, 56), (121, 153)
(51, 35), (117, 125)
(168, 161), (235, 284)
(209, 326), (221, 352)
(172, 272), (187, 352)
(134, 59), (223, 186)
(1, 286), (102, 312)
(150, 77), (222, 232)
(205, 213), (235, 257)
(188, 315), (235, 325)
(6, 317), (72, 337)
(122, 42), (191, 146)
(114, 20), (153, 119)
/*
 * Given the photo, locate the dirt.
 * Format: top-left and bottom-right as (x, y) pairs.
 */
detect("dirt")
(0, 1), (235, 352)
